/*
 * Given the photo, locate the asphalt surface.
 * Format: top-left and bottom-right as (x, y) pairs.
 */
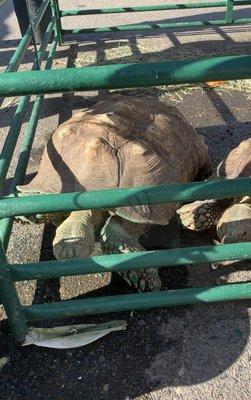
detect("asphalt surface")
(0, 1), (251, 399)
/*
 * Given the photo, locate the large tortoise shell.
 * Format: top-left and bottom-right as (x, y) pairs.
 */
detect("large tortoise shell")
(18, 96), (208, 224)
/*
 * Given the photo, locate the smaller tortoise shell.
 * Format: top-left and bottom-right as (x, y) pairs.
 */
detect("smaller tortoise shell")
(216, 138), (251, 179)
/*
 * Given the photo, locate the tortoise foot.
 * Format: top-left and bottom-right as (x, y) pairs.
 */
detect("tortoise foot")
(177, 199), (221, 231)
(53, 237), (94, 260)
(101, 216), (162, 292)
(53, 212), (95, 260)
(121, 268), (161, 292)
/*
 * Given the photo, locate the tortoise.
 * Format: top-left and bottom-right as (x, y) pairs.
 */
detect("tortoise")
(17, 95), (211, 291)
(177, 138), (251, 244)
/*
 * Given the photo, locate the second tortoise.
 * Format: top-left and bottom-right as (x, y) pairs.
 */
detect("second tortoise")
(177, 138), (251, 244)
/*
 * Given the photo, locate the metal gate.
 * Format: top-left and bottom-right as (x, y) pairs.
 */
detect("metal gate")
(0, 0), (251, 342)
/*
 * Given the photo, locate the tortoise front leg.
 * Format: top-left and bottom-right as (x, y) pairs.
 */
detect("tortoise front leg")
(100, 215), (161, 292)
(53, 210), (103, 260)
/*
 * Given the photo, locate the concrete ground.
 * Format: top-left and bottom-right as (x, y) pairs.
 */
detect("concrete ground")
(0, 1), (251, 399)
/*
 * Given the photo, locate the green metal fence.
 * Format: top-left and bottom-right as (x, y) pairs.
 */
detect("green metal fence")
(59, 0), (251, 37)
(0, 0), (251, 342)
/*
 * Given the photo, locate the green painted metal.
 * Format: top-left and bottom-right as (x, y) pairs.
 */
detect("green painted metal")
(10, 242), (251, 282)
(226, 0), (234, 22)
(6, 0), (50, 72)
(62, 18), (251, 35)
(0, 55), (251, 97)
(0, 246), (28, 341)
(0, 178), (250, 219)
(0, 18), (55, 192)
(6, 26), (33, 72)
(61, 2), (228, 16)
(50, 0), (62, 44)
(234, 0), (251, 3)
(60, 1), (251, 16)
(24, 282), (251, 321)
(0, 34), (59, 251)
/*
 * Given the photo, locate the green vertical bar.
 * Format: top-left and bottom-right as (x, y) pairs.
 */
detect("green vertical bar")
(226, 0), (234, 22)
(0, 34), (59, 250)
(50, 0), (62, 44)
(0, 18), (55, 192)
(0, 245), (28, 341)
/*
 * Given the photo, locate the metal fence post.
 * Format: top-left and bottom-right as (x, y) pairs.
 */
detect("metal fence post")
(0, 245), (28, 342)
(50, 0), (62, 44)
(226, 0), (234, 23)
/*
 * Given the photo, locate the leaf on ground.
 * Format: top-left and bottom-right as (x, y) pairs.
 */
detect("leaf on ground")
(22, 320), (127, 349)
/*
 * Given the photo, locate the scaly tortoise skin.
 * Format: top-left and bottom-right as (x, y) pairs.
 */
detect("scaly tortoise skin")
(177, 138), (251, 244)
(17, 95), (210, 291)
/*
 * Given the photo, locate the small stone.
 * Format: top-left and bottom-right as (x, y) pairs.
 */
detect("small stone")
(78, 376), (82, 380)
(178, 367), (185, 376)
(138, 320), (146, 326)
(103, 384), (109, 392)
(0, 357), (9, 370)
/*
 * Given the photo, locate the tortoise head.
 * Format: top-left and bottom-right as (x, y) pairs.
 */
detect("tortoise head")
(15, 185), (54, 224)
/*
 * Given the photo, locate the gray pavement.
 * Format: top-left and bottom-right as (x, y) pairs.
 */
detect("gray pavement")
(0, 1), (251, 399)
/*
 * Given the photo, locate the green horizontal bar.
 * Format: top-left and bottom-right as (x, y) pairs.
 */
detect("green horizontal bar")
(0, 34), (59, 250)
(0, 178), (251, 218)
(1, 55), (251, 97)
(24, 282), (251, 321)
(0, 18), (55, 192)
(62, 18), (251, 35)
(60, 0), (251, 16)
(61, 2), (227, 16)
(10, 242), (251, 282)
(6, 0), (50, 72)
(234, 0), (251, 4)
